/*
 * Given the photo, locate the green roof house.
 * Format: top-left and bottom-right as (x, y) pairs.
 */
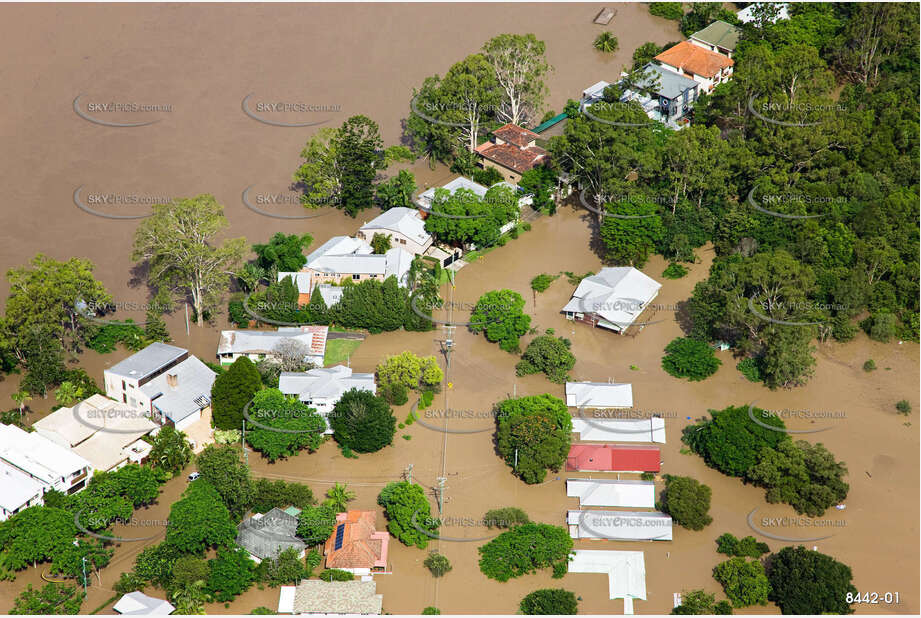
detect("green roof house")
(689, 20), (742, 58)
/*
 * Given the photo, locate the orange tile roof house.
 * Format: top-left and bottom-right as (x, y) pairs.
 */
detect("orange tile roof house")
(655, 40), (734, 92)
(475, 123), (548, 184)
(324, 510), (390, 575)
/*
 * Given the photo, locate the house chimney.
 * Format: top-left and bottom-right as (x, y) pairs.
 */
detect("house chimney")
(166, 372), (179, 390)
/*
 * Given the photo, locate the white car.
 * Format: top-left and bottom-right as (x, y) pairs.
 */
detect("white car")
(188, 472), (201, 481)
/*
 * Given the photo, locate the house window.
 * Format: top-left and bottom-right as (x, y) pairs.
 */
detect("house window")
(399, 238), (406, 244)
(122, 380), (126, 390)
(122, 393), (127, 403)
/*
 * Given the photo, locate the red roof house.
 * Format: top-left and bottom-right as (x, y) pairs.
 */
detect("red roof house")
(566, 444), (661, 472)
(475, 123), (548, 182)
(324, 510), (390, 574)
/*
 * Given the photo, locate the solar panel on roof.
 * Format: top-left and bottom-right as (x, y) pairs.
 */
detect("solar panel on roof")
(333, 524), (345, 550)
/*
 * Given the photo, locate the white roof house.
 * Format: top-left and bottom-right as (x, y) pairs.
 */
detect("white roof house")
(279, 365), (376, 430)
(139, 356), (216, 427)
(563, 267), (662, 332)
(567, 479), (656, 509)
(113, 591), (175, 615)
(571, 417), (666, 443)
(218, 326), (328, 367)
(581, 80), (612, 108)
(316, 284), (345, 308)
(737, 2), (790, 24)
(304, 236), (413, 288)
(566, 382), (633, 408)
(568, 510), (673, 541)
(416, 176), (488, 211)
(568, 550), (647, 611)
(33, 394), (158, 472)
(0, 423), (92, 493)
(358, 207), (433, 254)
(0, 461), (46, 521)
(277, 271), (313, 295)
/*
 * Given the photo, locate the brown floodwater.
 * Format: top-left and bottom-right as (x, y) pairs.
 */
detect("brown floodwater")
(0, 2), (918, 615)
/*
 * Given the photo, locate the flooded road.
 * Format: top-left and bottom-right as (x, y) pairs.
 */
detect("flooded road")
(0, 2), (918, 615)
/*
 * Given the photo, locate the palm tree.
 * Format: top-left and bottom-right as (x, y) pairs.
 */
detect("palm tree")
(10, 391), (32, 421)
(170, 580), (209, 615)
(54, 381), (83, 406)
(593, 32), (619, 54)
(325, 482), (356, 512)
(150, 426), (193, 473)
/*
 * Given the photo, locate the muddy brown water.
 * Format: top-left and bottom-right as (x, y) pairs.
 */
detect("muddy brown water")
(0, 2), (918, 615)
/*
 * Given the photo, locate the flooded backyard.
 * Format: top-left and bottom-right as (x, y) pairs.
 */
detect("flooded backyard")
(0, 2), (918, 615)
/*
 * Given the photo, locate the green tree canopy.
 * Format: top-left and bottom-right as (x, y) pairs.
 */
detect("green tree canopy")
(712, 557), (771, 608)
(194, 444), (255, 519)
(495, 394), (572, 484)
(165, 480), (237, 554)
(766, 546), (857, 615)
(661, 475), (713, 531)
(329, 389), (396, 453)
(245, 388), (325, 462)
(519, 589), (578, 615)
(377, 481), (439, 549)
(212, 356), (263, 431)
(252, 233), (313, 272)
(478, 523), (573, 582)
(469, 289), (531, 353)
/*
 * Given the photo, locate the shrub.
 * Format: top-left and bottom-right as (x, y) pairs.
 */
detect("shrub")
(640, 471), (656, 481)
(896, 400), (912, 415)
(422, 608), (441, 615)
(530, 273), (557, 293)
(862, 359), (876, 372)
(671, 589), (733, 615)
(376, 352), (443, 392)
(478, 523), (573, 582)
(250, 478), (315, 514)
(329, 389), (396, 453)
(483, 507), (530, 528)
(113, 571), (147, 594)
(662, 338), (721, 381)
(211, 356), (262, 430)
(250, 607), (275, 614)
(205, 547), (257, 602)
(419, 390), (435, 409)
(660, 475), (712, 530)
(423, 551), (452, 577)
(319, 569), (354, 582)
(736, 358), (761, 382)
(715, 533), (769, 558)
(649, 2), (684, 20)
(593, 31), (619, 53)
(662, 262), (689, 279)
(713, 558), (770, 608)
(519, 589), (578, 614)
(379, 382), (409, 406)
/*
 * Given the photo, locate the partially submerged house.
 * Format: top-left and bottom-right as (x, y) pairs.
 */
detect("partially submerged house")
(568, 510), (673, 541)
(475, 123), (549, 184)
(566, 444), (661, 473)
(279, 365), (376, 432)
(571, 417), (666, 443)
(278, 580), (383, 615)
(103, 342), (215, 432)
(655, 40), (734, 94)
(568, 550), (647, 611)
(356, 207), (433, 257)
(217, 326), (328, 367)
(562, 267), (662, 333)
(323, 510), (390, 575)
(0, 461), (46, 521)
(566, 381), (634, 409)
(688, 20), (742, 58)
(566, 478), (656, 509)
(113, 591), (175, 615)
(237, 507), (307, 563)
(32, 393), (157, 472)
(298, 235), (413, 290)
(0, 423), (92, 496)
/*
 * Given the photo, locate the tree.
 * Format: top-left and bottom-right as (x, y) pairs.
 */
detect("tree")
(245, 388), (325, 462)
(170, 579), (209, 615)
(259, 547), (307, 587)
(252, 233), (313, 273)
(54, 381), (83, 406)
(671, 589), (733, 615)
(716, 533), (769, 558)
(593, 32), (619, 53)
(251, 479), (315, 514)
(134, 542), (184, 588)
(598, 201), (665, 267)
(236, 262), (266, 294)
(114, 571), (149, 595)
(377, 481), (439, 549)
(195, 444), (255, 519)
(148, 425), (193, 474)
(440, 53), (501, 153)
(482, 33), (551, 127)
(661, 337), (722, 381)
(495, 394), (572, 484)
(423, 551), (452, 577)
(423, 185), (519, 249)
(0, 506), (79, 572)
(270, 338), (314, 372)
(205, 547), (256, 602)
(293, 127), (341, 207)
(172, 555), (211, 588)
(516, 334), (575, 384)
(632, 42), (664, 69)
(211, 356), (263, 430)
(469, 289), (531, 353)
(296, 503), (338, 546)
(10, 583), (82, 615)
(10, 390), (32, 420)
(682, 405), (789, 478)
(319, 568), (355, 582)
(376, 352), (444, 392)
(16, 325), (66, 397)
(165, 480), (237, 554)
(328, 389), (396, 453)
(131, 194), (246, 327)
(365, 232), (391, 255)
(51, 536), (113, 582)
(766, 546), (857, 615)
(660, 475), (713, 530)
(649, 3), (683, 20)
(519, 589), (578, 615)
(324, 483), (356, 512)
(406, 76), (457, 168)
(335, 115), (385, 217)
(519, 167), (558, 215)
(422, 607), (441, 615)
(478, 523), (573, 582)
(712, 557), (770, 608)
(375, 170), (417, 210)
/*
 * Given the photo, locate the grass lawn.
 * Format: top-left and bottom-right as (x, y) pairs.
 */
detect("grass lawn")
(324, 338), (362, 365)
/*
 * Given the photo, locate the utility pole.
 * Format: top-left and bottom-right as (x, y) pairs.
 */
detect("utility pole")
(242, 419), (248, 466)
(436, 476), (446, 514)
(404, 463), (413, 484)
(81, 556), (88, 595)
